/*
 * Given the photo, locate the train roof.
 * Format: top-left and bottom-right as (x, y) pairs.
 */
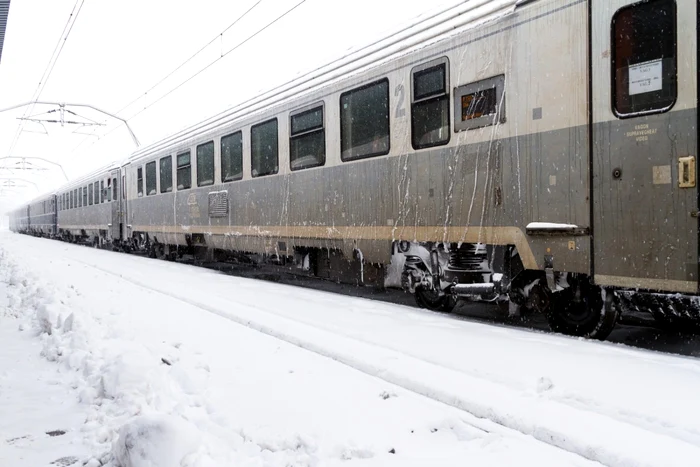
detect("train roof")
(127, 0), (522, 163)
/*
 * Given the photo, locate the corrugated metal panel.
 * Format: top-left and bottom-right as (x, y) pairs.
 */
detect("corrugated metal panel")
(208, 191), (228, 218)
(0, 1), (10, 64)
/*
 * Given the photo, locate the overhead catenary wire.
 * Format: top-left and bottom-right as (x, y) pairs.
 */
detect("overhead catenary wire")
(114, 0), (264, 117)
(69, 0), (302, 157)
(7, 0), (85, 157)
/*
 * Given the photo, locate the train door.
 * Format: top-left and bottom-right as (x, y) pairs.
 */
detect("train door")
(591, 0), (698, 293)
(110, 168), (121, 241)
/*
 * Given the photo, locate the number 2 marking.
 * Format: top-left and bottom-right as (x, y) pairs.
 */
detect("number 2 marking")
(395, 84), (406, 118)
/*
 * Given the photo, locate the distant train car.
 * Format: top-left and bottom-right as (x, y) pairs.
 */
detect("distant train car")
(8, 0), (698, 340)
(27, 194), (57, 237)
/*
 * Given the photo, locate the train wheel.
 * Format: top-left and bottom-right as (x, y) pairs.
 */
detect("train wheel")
(545, 276), (618, 340)
(415, 286), (457, 313)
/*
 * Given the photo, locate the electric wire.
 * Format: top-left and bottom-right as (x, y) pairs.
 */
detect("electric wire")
(7, 0), (85, 157)
(114, 0), (263, 116)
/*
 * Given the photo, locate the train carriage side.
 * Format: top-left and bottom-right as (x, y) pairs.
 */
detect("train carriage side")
(57, 168), (122, 246)
(27, 195), (57, 237)
(590, 0), (698, 324)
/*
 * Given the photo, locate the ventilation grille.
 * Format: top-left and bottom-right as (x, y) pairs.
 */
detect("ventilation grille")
(208, 191), (228, 218)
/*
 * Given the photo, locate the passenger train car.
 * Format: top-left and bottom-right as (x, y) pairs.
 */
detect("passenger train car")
(8, 0), (698, 339)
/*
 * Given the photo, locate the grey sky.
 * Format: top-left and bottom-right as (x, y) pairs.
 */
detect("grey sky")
(0, 0), (459, 211)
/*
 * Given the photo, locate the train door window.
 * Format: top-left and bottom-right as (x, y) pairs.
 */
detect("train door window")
(340, 78), (390, 161)
(290, 104), (325, 170)
(177, 151), (192, 190)
(197, 141), (215, 186)
(122, 175), (126, 199)
(113, 177), (118, 201)
(137, 168), (144, 197)
(612, 0), (677, 117)
(146, 162), (157, 196)
(160, 156), (173, 193)
(221, 131), (243, 182)
(454, 74), (506, 132)
(88, 184), (93, 205)
(411, 58), (450, 149)
(251, 118), (278, 177)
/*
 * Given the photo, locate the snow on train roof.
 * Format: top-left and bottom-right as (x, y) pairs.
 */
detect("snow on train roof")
(127, 0), (521, 163)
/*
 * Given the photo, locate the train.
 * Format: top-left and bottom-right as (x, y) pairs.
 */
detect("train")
(7, 0), (698, 340)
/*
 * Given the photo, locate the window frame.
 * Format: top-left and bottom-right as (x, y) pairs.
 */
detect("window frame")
(160, 155), (173, 193)
(221, 131), (244, 183)
(250, 118), (279, 178)
(453, 74), (506, 132)
(340, 78), (391, 162)
(177, 151), (192, 190)
(289, 102), (326, 171)
(196, 141), (215, 187)
(411, 57), (451, 150)
(610, 0), (677, 119)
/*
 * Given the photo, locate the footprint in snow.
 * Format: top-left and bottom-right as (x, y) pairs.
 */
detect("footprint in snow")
(536, 376), (554, 393)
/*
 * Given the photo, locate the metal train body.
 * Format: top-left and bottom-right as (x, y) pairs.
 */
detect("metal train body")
(8, 0), (698, 339)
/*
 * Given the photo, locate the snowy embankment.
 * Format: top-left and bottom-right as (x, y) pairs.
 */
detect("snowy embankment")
(1, 232), (699, 466)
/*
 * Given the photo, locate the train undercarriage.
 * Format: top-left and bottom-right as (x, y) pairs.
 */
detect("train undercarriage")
(37, 229), (700, 339)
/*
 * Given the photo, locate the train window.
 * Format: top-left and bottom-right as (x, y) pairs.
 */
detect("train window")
(454, 74), (506, 132)
(612, 0), (677, 117)
(122, 175), (126, 199)
(411, 58), (450, 149)
(146, 162), (157, 196)
(107, 179), (112, 202)
(88, 184), (93, 206)
(340, 79), (390, 161)
(290, 104), (325, 170)
(74, 189), (78, 208)
(197, 141), (215, 187)
(137, 168), (143, 197)
(177, 152), (192, 190)
(69, 191), (73, 209)
(160, 156), (173, 193)
(251, 118), (278, 177)
(113, 177), (118, 201)
(93, 182), (98, 204)
(83, 186), (87, 207)
(221, 131), (243, 182)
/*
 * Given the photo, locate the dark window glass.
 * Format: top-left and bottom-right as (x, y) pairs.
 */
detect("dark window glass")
(160, 156), (173, 193)
(100, 181), (105, 203)
(83, 187), (87, 207)
(612, 0), (676, 117)
(94, 182), (99, 205)
(88, 184), (93, 205)
(251, 119), (278, 177)
(177, 152), (191, 190)
(221, 132), (243, 182)
(197, 141), (215, 186)
(107, 179), (112, 202)
(290, 106), (325, 171)
(122, 175), (126, 199)
(412, 61), (449, 149)
(146, 162), (156, 196)
(137, 168), (143, 197)
(340, 79), (390, 161)
(113, 178), (118, 201)
(74, 189), (78, 208)
(414, 65), (445, 100)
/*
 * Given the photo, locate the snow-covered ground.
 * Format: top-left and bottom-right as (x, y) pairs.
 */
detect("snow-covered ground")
(1, 232), (699, 466)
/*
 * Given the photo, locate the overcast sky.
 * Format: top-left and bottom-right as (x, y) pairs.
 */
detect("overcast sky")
(0, 0), (461, 211)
